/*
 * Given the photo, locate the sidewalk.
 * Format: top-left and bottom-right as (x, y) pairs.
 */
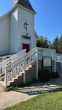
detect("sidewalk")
(0, 78), (62, 110)
(0, 91), (34, 110)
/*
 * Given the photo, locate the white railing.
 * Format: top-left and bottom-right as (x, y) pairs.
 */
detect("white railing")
(56, 54), (62, 63)
(0, 47), (57, 88)
(0, 48), (38, 87)
(0, 50), (25, 87)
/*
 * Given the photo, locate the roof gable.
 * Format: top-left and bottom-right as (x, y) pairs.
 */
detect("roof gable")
(18, 0), (35, 13)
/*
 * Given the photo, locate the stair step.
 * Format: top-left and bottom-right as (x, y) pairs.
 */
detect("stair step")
(25, 67), (29, 71)
(10, 75), (23, 86)
(25, 65), (32, 71)
(28, 64), (32, 68)
(0, 86), (5, 92)
(4, 64), (33, 87)
(0, 81), (6, 92)
(9, 72), (24, 86)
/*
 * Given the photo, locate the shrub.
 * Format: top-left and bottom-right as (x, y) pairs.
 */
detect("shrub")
(38, 69), (59, 82)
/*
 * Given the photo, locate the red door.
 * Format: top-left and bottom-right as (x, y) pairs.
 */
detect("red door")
(22, 43), (30, 52)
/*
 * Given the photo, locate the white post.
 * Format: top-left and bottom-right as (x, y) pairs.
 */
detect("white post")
(4, 65), (7, 88)
(54, 60), (56, 72)
(23, 53), (26, 84)
(30, 51), (32, 63)
(23, 72), (26, 84)
(54, 54), (56, 72)
(11, 64), (13, 81)
(36, 48), (38, 80)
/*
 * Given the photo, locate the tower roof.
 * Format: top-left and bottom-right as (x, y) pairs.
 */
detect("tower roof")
(18, 0), (35, 13)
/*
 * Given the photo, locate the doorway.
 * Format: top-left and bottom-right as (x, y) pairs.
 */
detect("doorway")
(22, 43), (30, 52)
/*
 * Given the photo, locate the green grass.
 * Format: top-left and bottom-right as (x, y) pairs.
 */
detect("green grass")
(5, 92), (62, 110)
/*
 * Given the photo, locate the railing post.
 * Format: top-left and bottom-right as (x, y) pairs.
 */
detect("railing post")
(23, 52), (26, 84)
(36, 48), (38, 80)
(23, 72), (26, 84)
(4, 64), (7, 88)
(30, 51), (32, 63)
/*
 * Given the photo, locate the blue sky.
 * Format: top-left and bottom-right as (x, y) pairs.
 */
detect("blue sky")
(0, 0), (62, 41)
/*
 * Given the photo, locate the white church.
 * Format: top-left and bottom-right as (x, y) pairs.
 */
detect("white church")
(0, 0), (36, 56)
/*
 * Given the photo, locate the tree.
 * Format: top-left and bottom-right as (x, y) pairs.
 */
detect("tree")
(36, 35), (62, 53)
(51, 37), (59, 50)
(58, 36), (62, 53)
(51, 35), (62, 53)
(36, 36), (49, 48)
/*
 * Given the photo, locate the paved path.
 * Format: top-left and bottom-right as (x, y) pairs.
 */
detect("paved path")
(0, 91), (34, 110)
(0, 78), (62, 110)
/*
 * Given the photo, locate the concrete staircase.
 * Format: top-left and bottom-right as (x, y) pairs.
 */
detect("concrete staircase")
(0, 64), (35, 91)
(0, 48), (38, 90)
(10, 64), (33, 87)
(0, 47), (56, 90)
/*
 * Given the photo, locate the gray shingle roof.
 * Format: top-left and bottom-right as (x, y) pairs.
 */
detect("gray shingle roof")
(18, 0), (35, 13)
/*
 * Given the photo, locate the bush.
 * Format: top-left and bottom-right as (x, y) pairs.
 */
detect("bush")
(50, 72), (59, 79)
(38, 69), (59, 82)
(38, 69), (50, 82)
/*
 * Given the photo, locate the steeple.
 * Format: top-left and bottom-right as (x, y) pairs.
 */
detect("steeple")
(18, 0), (35, 13)
(12, 0), (18, 5)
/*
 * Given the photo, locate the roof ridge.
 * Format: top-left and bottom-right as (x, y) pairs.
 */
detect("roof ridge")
(18, 0), (35, 13)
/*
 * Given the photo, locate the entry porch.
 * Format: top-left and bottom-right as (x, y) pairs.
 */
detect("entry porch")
(0, 47), (57, 88)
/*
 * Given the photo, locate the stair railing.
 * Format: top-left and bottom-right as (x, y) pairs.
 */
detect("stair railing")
(2, 50), (26, 87)
(1, 47), (39, 87)
(25, 47), (39, 80)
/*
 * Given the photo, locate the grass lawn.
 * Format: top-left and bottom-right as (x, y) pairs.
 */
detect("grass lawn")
(5, 92), (62, 110)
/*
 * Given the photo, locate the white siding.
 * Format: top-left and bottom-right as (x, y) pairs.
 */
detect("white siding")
(0, 4), (36, 55)
(18, 6), (36, 50)
(0, 15), (10, 55)
(10, 8), (19, 53)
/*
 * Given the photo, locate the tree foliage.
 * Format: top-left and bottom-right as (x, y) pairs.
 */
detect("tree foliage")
(36, 36), (49, 48)
(36, 35), (62, 53)
(51, 35), (62, 53)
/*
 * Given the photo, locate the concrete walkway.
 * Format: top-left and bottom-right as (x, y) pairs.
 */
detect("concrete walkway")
(0, 91), (34, 110)
(0, 78), (62, 110)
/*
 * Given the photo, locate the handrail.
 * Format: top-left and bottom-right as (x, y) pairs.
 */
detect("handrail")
(56, 54), (62, 63)
(1, 48), (38, 87)
(1, 49), (27, 86)
(0, 47), (57, 87)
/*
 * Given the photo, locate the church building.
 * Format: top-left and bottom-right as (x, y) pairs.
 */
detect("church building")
(0, 0), (36, 55)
